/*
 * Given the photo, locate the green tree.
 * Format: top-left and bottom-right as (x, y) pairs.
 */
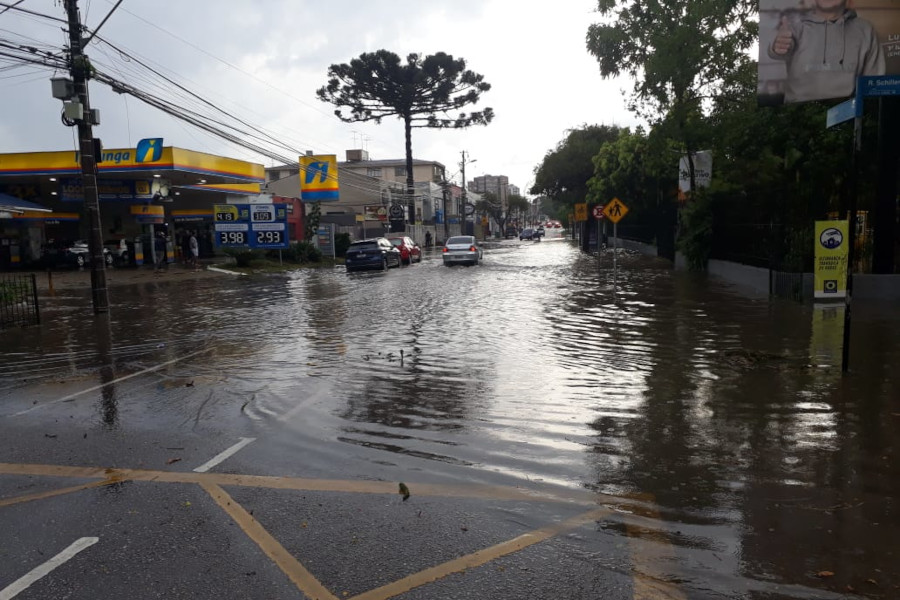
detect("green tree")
(587, 0), (756, 199)
(317, 50), (493, 225)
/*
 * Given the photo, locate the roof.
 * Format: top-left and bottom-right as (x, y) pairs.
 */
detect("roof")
(0, 193), (52, 213)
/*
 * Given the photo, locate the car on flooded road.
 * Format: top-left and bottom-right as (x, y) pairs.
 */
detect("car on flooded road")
(387, 236), (421, 265)
(344, 237), (402, 272)
(442, 235), (483, 266)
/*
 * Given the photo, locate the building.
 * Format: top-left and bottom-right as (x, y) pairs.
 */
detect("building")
(265, 150), (464, 244)
(469, 174), (510, 207)
(0, 143), (287, 269)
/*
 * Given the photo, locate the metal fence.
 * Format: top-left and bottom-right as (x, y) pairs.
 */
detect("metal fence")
(0, 273), (40, 329)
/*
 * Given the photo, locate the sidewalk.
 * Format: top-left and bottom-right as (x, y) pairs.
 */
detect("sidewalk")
(23, 260), (229, 292)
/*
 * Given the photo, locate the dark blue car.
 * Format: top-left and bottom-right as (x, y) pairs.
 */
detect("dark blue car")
(345, 237), (402, 272)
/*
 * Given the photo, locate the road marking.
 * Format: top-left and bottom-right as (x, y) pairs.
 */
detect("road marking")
(0, 537), (99, 600)
(350, 508), (609, 600)
(0, 479), (119, 508)
(10, 348), (214, 417)
(200, 482), (338, 600)
(626, 493), (689, 600)
(0, 462), (599, 505)
(193, 437), (257, 473)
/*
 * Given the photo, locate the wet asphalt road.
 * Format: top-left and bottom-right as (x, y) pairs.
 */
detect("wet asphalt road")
(1, 238), (898, 599)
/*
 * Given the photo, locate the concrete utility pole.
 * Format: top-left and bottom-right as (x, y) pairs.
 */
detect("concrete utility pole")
(64, 0), (108, 313)
(460, 151), (475, 236)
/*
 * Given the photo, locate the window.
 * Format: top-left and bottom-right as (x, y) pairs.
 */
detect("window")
(394, 166), (407, 177)
(367, 168), (382, 178)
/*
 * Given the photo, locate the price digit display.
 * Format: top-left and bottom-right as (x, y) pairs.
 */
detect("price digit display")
(256, 230), (282, 245)
(252, 211), (273, 221)
(218, 231), (246, 245)
(216, 212), (235, 221)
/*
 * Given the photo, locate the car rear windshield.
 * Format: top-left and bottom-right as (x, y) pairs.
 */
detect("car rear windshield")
(447, 236), (473, 245)
(349, 242), (379, 251)
(388, 239), (403, 246)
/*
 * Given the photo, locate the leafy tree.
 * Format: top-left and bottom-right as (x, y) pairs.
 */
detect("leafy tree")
(586, 0), (756, 195)
(317, 50), (493, 225)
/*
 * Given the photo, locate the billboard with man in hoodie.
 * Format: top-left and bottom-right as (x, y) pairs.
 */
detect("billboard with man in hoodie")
(758, 0), (898, 105)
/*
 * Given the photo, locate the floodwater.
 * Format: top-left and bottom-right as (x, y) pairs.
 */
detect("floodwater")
(2, 240), (898, 599)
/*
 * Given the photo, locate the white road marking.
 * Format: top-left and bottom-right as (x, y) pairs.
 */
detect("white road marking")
(11, 348), (213, 417)
(193, 437), (257, 473)
(0, 537), (99, 600)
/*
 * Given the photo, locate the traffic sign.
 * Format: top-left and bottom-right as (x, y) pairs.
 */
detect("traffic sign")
(592, 204), (605, 219)
(388, 203), (405, 219)
(464, 202), (476, 216)
(602, 198), (629, 224)
(574, 203), (588, 222)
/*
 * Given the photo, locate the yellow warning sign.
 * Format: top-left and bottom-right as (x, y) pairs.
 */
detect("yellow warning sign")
(602, 198), (629, 224)
(574, 203), (588, 222)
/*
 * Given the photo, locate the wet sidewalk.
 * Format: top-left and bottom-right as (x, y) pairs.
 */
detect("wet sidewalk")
(22, 260), (233, 292)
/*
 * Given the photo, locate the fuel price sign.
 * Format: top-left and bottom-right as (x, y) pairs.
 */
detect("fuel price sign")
(214, 203), (290, 249)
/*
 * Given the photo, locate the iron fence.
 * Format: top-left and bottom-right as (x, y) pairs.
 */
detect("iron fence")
(0, 273), (40, 329)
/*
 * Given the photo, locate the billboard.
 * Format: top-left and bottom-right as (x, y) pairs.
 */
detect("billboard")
(758, 1), (900, 105)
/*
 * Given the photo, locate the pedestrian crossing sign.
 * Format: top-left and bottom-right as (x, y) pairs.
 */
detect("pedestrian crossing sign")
(602, 197), (629, 223)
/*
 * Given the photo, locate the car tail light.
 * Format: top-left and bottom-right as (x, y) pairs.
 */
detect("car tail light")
(442, 247), (448, 253)
(469, 246), (477, 251)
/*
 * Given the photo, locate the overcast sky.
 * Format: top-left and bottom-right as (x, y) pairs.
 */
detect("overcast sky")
(0, 0), (639, 195)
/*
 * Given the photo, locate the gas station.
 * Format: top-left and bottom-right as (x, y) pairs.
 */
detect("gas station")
(0, 140), (300, 269)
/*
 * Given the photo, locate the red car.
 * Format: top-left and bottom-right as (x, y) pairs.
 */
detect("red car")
(387, 236), (422, 265)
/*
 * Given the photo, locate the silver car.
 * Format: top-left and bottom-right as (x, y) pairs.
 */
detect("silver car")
(442, 235), (483, 266)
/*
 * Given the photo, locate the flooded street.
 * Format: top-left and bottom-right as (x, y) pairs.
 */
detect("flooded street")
(2, 239), (899, 599)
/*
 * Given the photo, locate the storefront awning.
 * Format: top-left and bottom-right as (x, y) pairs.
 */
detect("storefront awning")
(0, 193), (53, 214)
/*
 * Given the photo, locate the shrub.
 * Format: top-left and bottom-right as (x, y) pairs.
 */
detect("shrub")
(278, 241), (323, 264)
(335, 233), (351, 257)
(223, 248), (267, 267)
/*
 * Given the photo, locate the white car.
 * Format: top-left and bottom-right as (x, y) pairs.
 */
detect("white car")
(442, 235), (483, 266)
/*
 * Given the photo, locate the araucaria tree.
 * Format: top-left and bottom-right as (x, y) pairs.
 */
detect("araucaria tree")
(317, 50), (493, 223)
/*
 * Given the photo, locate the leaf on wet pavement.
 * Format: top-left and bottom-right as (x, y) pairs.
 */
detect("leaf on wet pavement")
(816, 571), (835, 578)
(166, 457), (182, 465)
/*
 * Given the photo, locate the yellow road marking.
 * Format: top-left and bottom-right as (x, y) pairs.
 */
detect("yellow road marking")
(0, 462), (689, 599)
(0, 479), (120, 508)
(349, 508), (610, 600)
(0, 463), (598, 506)
(626, 493), (689, 600)
(200, 482), (339, 600)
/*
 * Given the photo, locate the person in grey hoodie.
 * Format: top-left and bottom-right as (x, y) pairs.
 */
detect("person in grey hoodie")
(768, 0), (884, 103)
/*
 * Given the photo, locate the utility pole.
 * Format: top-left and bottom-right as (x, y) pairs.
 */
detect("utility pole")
(64, 0), (108, 313)
(460, 151), (476, 236)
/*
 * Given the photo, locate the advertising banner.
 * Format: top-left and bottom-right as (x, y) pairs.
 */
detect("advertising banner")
(364, 205), (388, 221)
(758, 0), (900, 105)
(814, 220), (850, 299)
(678, 152), (712, 193)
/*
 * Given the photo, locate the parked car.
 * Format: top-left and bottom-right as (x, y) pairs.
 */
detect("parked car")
(41, 239), (112, 269)
(345, 238), (402, 272)
(387, 236), (422, 265)
(442, 235), (483, 266)
(519, 228), (535, 241)
(104, 239), (130, 266)
(504, 226), (518, 239)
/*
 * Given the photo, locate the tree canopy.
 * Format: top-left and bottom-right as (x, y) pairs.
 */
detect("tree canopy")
(317, 50), (493, 207)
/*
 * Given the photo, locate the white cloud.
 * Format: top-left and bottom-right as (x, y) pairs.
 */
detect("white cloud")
(0, 0), (639, 193)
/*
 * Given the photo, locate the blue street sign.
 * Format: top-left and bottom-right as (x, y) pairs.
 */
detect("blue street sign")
(826, 98), (859, 128)
(858, 76), (900, 97)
